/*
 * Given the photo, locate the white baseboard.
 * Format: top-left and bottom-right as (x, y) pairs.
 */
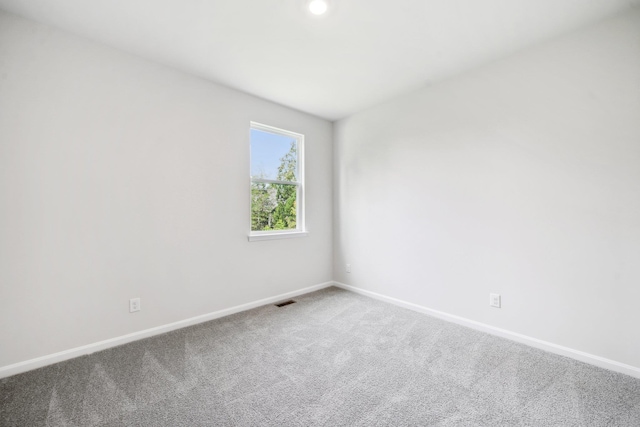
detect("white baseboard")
(333, 281), (640, 380)
(0, 281), (333, 379)
(5, 280), (638, 380)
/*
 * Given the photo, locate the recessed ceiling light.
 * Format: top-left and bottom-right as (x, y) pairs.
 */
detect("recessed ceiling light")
(309, 0), (328, 15)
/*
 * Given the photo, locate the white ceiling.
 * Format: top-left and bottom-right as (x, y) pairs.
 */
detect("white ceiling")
(1, 0), (639, 120)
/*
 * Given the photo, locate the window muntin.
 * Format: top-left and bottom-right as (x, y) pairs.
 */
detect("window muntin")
(250, 122), (304, 235)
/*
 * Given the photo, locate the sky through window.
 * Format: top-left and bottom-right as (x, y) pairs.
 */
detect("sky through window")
(250, 129), (296, 180)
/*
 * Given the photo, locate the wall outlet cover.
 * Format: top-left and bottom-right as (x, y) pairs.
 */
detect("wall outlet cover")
(130, 298), (141, 313)
(490, 293), (501, 308)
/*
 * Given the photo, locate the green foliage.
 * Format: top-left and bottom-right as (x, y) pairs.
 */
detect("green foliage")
(251, 181), (275, 231)
(251, 142), (298, 231)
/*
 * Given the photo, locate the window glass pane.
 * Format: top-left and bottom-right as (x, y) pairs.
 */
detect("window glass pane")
(251, 182), (298, 231)
(250, 128), (297, 181)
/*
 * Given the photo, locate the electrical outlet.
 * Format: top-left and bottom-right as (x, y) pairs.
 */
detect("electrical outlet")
(130, 298), (141, 313)
(489, 293), (501, 308)
(346, 264), (351, 273)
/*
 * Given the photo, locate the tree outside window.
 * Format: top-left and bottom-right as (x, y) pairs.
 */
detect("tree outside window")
(250, 123), (304, 234)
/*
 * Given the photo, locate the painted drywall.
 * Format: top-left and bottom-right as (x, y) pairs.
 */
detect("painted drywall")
(334, 9), (640, 369)
(0, 11), (332, 368)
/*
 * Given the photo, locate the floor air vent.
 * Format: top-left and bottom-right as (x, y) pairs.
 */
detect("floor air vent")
(275, 300), (296, 307)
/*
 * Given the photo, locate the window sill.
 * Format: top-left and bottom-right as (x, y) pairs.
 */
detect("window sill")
(248, 231), (309, 242)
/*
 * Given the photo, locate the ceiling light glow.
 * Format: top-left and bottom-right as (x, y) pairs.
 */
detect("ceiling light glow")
(309, 0), (328, 15)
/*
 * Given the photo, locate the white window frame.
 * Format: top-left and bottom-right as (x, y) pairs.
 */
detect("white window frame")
(248, 122), (307, 242)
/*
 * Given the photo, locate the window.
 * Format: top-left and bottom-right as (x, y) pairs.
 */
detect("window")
(249, 122), (306, 241)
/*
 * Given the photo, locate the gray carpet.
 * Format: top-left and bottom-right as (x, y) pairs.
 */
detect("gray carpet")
(1, 287), (639, 426)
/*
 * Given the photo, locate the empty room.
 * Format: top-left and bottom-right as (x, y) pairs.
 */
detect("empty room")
(1, 0), (639, 425)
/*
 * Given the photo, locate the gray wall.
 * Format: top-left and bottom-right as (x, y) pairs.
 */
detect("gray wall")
(334, 10), (640, 369)
(0, 11), (333, 368)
